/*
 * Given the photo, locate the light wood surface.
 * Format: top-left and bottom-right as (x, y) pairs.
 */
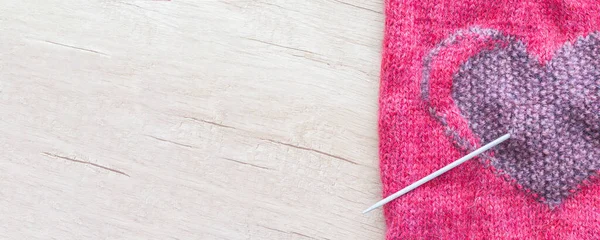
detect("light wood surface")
(0, 0), (385, 239)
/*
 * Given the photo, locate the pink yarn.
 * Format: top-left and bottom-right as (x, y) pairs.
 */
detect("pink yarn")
(379, 0), (600, 239)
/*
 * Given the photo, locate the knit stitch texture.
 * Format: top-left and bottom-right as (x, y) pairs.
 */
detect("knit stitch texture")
(379, 1), (600, 239)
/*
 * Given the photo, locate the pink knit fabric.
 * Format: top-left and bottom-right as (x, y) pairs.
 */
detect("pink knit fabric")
(379, 1), (600, 239)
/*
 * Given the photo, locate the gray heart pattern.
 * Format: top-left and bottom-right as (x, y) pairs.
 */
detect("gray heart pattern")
(423, 28), (600, 206)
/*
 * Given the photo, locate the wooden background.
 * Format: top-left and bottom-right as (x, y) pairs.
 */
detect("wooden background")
(0, 0), (385, 239)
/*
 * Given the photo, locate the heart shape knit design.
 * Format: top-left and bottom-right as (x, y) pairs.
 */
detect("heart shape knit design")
(423, 28), (600, 206)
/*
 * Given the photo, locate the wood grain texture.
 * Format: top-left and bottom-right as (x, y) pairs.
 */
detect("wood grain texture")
(0, 0), (384, 239)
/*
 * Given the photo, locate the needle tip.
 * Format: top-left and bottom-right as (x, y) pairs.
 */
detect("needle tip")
(362, 205), (378, 214)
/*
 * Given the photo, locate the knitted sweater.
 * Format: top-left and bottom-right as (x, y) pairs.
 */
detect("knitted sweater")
(379, 0), (600, 239)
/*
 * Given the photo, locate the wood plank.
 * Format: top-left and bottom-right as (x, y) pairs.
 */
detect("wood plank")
(0, 0), (385, 239)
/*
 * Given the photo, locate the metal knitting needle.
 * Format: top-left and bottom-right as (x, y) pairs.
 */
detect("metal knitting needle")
(363, 133), (511, 214)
